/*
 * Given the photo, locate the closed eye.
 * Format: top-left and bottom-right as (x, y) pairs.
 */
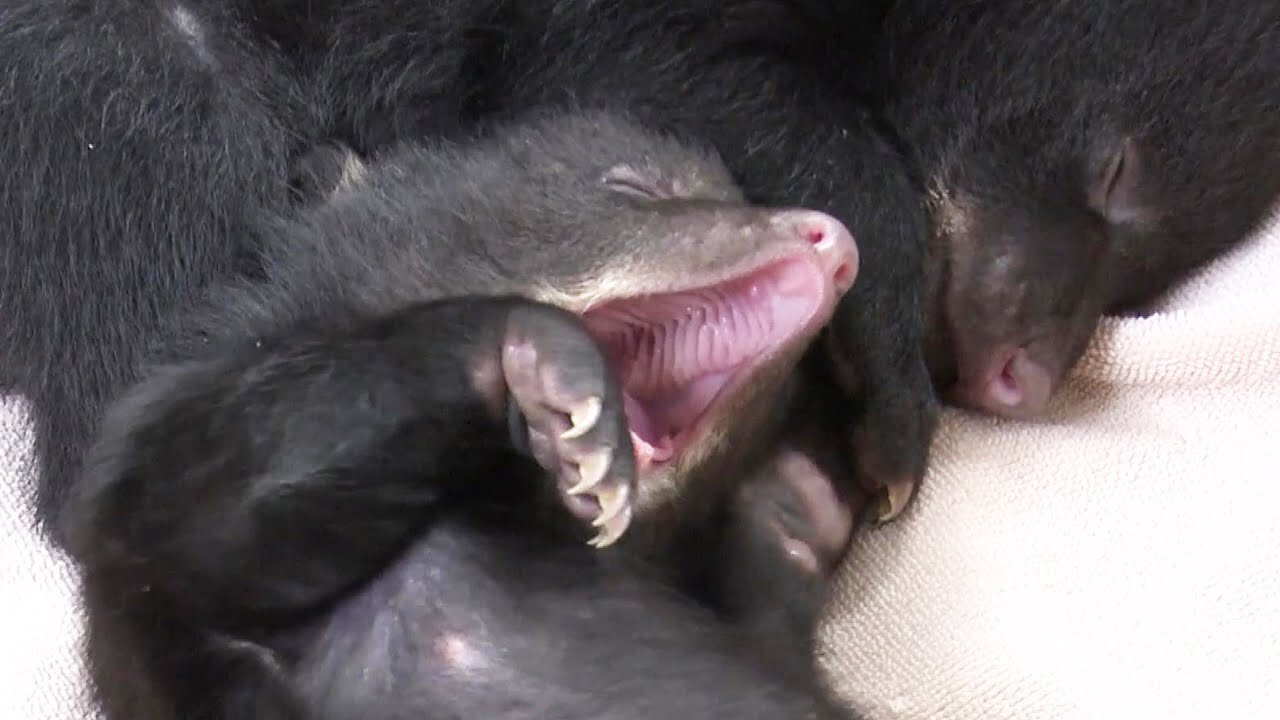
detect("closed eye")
(602, 165), (665, 200)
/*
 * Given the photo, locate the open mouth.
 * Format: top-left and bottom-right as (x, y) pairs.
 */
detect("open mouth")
(582, 257), (830, 474)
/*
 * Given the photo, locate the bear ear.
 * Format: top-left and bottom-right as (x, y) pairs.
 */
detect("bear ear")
(1087, 135), (1145, 225)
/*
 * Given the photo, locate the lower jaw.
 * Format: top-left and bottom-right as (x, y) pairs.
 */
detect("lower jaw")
(628, 402), (711, 476)
(631, 341), (809, 479)
(628, 366), (749, 475)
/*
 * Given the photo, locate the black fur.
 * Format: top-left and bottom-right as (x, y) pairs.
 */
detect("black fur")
(0, 0), (320, 524)
(262, 0), (941, 508)
(870, 0), (1280, 416)
(52, 106), (861, 717)
(68, 299), (852, 718)
(2, 0), (931, 540)
(0, 4), (874, 714)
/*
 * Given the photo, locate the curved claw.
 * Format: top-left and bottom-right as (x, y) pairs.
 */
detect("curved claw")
(590, 484), (630, 529)
(568, 449), (611, 495)
(560, 396), (603, 440)
(587, 502), (633, 549)
(875, 477), (918, 524)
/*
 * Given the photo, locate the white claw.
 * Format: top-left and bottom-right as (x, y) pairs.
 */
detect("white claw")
(591, 485), (630, 529)
(877, 478), (918, 524)
(560, 396), (603, 440)
(588, 504), (633, 549)
(567, 449), (611, 495)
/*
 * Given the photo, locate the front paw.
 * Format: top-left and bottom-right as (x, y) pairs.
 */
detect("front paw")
(502, 305), (637, 548)
(850, 358), (939, 523)
(822, 328), (939, 523)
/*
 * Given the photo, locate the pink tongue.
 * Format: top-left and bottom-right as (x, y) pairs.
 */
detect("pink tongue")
(646, 371), (733, 437)
(623, 393), (674, 471)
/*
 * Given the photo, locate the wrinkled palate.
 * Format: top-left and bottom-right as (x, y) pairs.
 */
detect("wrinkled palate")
(583, 258), (826, 471)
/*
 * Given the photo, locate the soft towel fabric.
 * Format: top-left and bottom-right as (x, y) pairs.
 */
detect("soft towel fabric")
(819, 208), (1280, 719)
(3, 216), (1278, 720)
(0, 396), (98, 720)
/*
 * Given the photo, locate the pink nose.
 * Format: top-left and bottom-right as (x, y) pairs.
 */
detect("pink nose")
(952, 346), (1055, 420)
(776, 209), (859, 295)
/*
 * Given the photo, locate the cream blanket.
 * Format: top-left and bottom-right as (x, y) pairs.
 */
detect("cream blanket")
(820, 209), (1280, 719)
(0, 397), (97, 719)
(3, 214), (1279, 719)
